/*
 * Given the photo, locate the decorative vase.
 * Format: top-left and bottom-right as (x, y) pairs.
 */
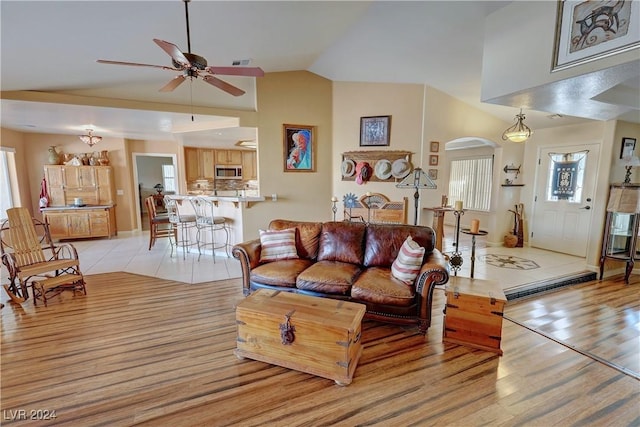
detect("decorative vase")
(98, 150), (110, 166)
(81, 153), (90, 165)
(89, 154), (98, 166)
(62, 153), (74, 164)
(47, 146), (60, 165)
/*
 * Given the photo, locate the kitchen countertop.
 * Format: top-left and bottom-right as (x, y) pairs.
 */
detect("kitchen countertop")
(41, 204), (114, 211)
(169, 194), (265, 208)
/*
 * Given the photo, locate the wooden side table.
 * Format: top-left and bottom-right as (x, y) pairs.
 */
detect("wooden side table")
(443, 276), (506, 355)
(425, 206), (455, 251)
(460, 229), (488, 278)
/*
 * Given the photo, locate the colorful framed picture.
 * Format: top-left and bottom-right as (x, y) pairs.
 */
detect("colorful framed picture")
(283, 124), (316, 172)
(430, 141), (440, 152)
(428, 169), (438, 180)
(552, 0), (640, 72)
(360, 116), (391, 146)
(620, 137), (637, 159)
(429, 155), (439, 166)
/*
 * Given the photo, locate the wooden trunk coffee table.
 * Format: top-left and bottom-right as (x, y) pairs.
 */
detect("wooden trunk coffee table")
(235, 289), (366, 385)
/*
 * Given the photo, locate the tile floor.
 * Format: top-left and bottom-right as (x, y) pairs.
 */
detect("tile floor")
(0, 224), (590, 291)
(66, 224), (589, 290)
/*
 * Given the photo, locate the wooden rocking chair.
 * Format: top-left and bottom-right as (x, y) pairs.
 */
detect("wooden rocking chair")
(0, 207), (86, 306)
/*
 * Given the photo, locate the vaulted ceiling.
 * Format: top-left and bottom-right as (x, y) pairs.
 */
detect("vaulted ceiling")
(1, 1), (638, 147)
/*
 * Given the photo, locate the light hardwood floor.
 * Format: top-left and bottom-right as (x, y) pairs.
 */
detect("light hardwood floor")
(1, 272), (638, 426)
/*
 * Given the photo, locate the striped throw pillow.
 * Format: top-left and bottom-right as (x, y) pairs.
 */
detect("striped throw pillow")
(391, 236), (425, 285)
(259, 228), (299, 262)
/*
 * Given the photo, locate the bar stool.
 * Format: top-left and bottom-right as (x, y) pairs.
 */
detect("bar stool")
(164, 196), (197, 259)
(189, 196), (230, 262)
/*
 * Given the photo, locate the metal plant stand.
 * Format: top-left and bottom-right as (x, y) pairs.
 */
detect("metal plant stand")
(449, 210), (464, 275)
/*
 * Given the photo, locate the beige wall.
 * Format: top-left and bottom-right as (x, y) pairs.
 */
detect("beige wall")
(3, 76), (638, 269)
(241, 71), (334, 240)
(1, 128), (31, 212)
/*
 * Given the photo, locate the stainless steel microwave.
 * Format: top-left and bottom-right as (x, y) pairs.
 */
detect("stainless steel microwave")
(215, 165), (242, 179)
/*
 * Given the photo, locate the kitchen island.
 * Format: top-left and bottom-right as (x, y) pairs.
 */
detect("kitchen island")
(165, 194), (265, 253)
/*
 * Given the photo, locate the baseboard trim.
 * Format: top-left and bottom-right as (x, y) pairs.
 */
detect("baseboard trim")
(504, 271), (597, 301)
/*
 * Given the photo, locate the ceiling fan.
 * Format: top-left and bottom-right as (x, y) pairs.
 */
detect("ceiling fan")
(96, 0), (264, 96)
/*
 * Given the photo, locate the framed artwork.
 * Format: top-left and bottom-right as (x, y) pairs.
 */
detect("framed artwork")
(428, 169), (438, 180)
(620, 137), (637, 159)
(360, 116), (391, 146)
(283, 124), (316, 172)
(429, 155), (439, 166)
(430, 141), (440, 152)
(552, 0), (640, 72)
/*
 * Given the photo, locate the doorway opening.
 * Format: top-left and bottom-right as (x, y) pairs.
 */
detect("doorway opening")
(133, 152), (178, 231)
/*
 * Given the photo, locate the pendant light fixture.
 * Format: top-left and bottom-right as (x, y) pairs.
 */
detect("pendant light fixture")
(79, 129), (102, 147)
(502, 109), (532, 143)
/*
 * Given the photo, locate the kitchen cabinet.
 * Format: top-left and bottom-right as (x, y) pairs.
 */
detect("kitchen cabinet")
(43, 206), (116, 239)
(242, 151), (257, 180)
(184, 147), (215, 182)
(215, 149), (243, 165)
(599, 184), (640, 284)
(44, 165), (115, 206)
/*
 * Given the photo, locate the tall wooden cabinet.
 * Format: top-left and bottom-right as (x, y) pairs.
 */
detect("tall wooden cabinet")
(43, 165), (117, 239)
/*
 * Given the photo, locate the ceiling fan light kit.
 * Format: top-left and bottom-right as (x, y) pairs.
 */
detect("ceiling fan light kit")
(502, 109), (533, 143)
(96, 0), (263, 96)
(79, 129), (102, 147)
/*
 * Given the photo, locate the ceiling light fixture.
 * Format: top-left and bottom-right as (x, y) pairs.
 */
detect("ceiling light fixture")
(502, 109), (533, 143)
(79, 129), (102, 147)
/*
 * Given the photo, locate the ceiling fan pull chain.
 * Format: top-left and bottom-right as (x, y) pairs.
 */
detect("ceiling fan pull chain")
(190, 79), (194, 122)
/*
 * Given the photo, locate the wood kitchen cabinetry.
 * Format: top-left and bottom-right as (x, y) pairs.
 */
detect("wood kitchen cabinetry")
(44, 165), (116, 206)
(242, 151), (257, 180)
(184, 147), (215, 182)
(215, 149), (243, 165)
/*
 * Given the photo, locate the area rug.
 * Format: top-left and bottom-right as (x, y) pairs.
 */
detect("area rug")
(480, 254), (539, 270)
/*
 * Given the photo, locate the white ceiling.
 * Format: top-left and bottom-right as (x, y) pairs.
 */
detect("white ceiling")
(1, 1), (638, 148)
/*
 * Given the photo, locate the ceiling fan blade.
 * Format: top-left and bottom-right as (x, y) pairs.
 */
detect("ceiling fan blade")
(153, 39), (191, 67)
(159, 75), (186, 92)
(205, 66), (265, 77)
(97, 59), (180, 71)
(202, 75), (245, 96)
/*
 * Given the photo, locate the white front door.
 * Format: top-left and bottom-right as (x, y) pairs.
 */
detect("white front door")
(530, 143), (599, 257)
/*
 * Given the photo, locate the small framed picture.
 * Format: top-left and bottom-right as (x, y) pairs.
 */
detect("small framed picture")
(429, 155), (439, 166)
(360, 116), (391, 146)
(283, 124), (316, 172)
(620, 137), (637, 159)
(430, 141), (439, 152)
(428, 169), (438, 180)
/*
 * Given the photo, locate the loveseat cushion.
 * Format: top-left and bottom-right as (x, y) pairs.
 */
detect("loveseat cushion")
(269, 219), (322, 260)
(391, 236), (425, 284)
(259, 228), (298, 262)
(364, 224), (435, 267)
(317, 221), (366, 264)
(296, 260), (362, 295)
(351, 267), (416, 307)
(251, 259), (314, 288)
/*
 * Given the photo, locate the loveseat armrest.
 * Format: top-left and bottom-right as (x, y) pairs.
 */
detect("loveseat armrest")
(232, 239), (262, 296)
(414, 248), (450, 334)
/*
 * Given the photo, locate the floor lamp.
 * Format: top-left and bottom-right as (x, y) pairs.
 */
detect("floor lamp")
(396, 167), (437, 225)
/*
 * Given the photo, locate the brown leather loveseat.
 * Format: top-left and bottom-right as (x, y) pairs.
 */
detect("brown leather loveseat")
(232, 219), (450, 334)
